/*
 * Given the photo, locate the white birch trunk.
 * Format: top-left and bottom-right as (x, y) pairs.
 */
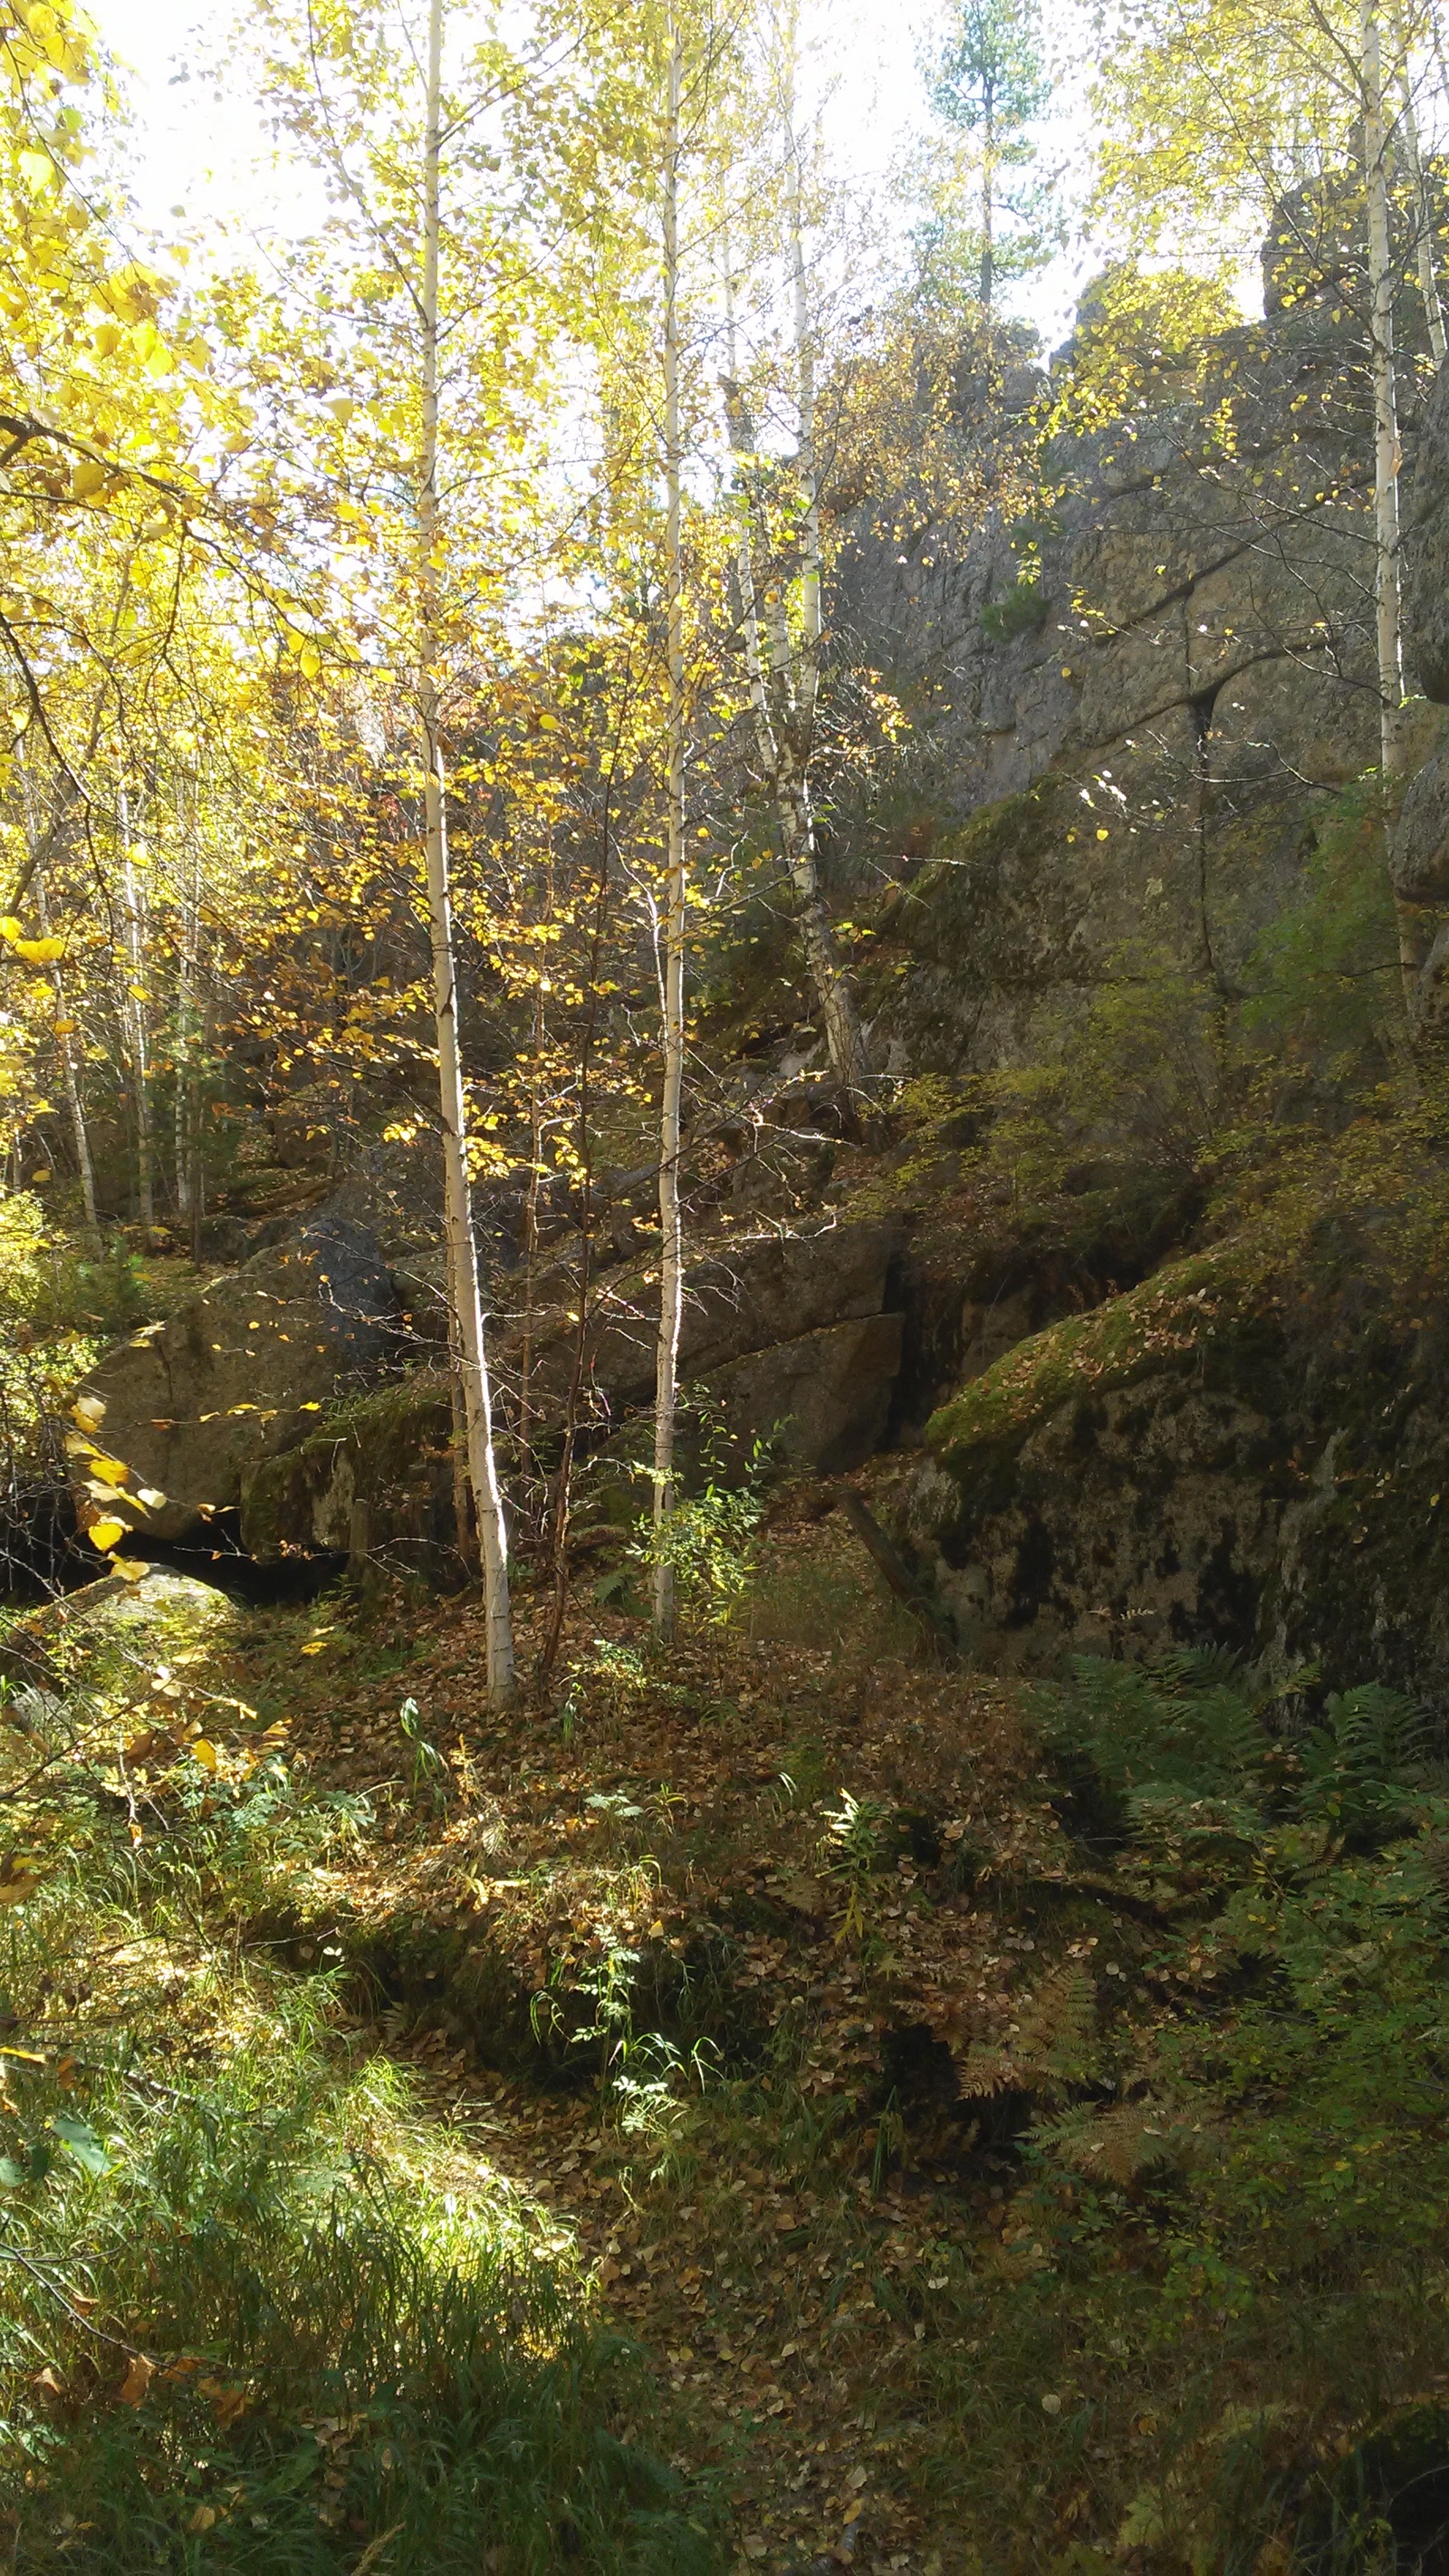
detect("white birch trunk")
(1393, 5), (1447, 365)
(419, 0), (515, 1701)
(118, 786), (155, 1229)
(653, 20), (686, 1643)
(718, 38), (869, 1101)
(175, 771), (200, 1227)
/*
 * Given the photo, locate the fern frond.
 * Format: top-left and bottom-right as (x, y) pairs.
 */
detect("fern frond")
(955, 1963), (1099, 2102)
(1032, 2095), (1211, 2185)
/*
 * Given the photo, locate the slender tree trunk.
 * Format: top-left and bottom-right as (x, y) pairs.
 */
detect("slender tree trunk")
(174, 774), (201, 1227)
(980, 90), (995, 310)
(539, 789), (617, 1690)
(653, 20), (686, 1645)
(446, 1305), (476, 1573)
(719, 51), (870, 1101)
(19, 754), (100, 1252)
(1395, 30), (1447, 364)
(517, 908), (549, 1516)
(419, 0), (515, 1703)
(35, 856), (100, 1254)
(118, 787), (154, 1229)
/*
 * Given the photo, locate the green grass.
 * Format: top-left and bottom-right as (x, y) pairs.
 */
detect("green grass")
(0, 1715), (716, 2573)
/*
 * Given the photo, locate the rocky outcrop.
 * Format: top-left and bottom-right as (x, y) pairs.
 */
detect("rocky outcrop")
(0, 1568), (239, 1714)
(1403, 353), (1449, 704)
(239, 1374), (459, 1576)
(1393, 358), (1449, 1032)
(73, 1216), (400, 1543)
(242, 1218), (908, 1566)
(903, 1128), (1449, 1703)
(704, 1312), (905, 1475)
(1391, 734), (1449, 905)
(836, 252), (1444, 1079)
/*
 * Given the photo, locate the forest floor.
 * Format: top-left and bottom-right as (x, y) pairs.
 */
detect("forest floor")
(8, 1473), (1449, 2571)
(201, 1484), (1020, 2576)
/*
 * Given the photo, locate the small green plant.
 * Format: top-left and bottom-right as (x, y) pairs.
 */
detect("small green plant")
(980, 575), (1051, 641)
(629, 1441), (771, 1630)
(398, 1694), (446, 1803)
(820, 1790), (892, 1941)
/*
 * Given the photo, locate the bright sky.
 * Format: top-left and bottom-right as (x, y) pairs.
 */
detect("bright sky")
(85, 0), (1094, 351)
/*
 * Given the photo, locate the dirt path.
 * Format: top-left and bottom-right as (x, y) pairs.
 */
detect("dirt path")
(218, 1514), (1051, 2573)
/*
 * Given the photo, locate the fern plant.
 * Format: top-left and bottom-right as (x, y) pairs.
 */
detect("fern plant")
(1033, 1650), (1270, 1860)
(1295, 1683), (1429, 1842)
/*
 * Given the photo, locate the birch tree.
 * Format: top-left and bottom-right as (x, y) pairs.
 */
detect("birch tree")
(653, 20), (687, 1642)
(720, 5), (870, 1099)
(242, 0), (596, 1700)
(417, 0), (515, 1701)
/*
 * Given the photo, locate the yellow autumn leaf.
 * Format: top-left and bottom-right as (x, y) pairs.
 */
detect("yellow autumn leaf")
(70, 455), (108, 500)
(299, 644), (321, 679)
(30, 1167), (51, 1184)
(136, 1485), (167, 1509)
(0, 918), (21, 941)
(52, 1019), (77, 1035)
(299, 1640), (326, 1656)
(11, 937), (64, 962)
(72, 1396), (106, 1429)
(191, 1740), (218, 1772)
(87, 1518), (127, 1552)
(112, 1558), (149, 1582)
(87, 1456), (131, 1488)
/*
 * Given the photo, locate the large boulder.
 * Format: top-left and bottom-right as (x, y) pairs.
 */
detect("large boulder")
(1391, 733), (1449, 904)
(239, 1373), (459, 1576)
(903, 1123), (1449, 1706)
(705, 1312), (905, 1475)
(242, 1221), (908, 1568)
(524, 1218), (903, 1413)
(0, 1568), (239, 1712)
(1403, 359), (1449, 705)
(72, 1216), (400, 1543)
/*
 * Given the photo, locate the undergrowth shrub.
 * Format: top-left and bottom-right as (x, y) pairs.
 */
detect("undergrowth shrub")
(909, 1650), (1449, 2571)
(0, 1729), (714, 2573)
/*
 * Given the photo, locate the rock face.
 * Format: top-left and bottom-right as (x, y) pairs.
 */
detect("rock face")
(525, 1218), (904, 1415)
(75, 1216), (400, 1543)
(239, 1374), (459, 1576)
(243, 1221), (908, 1565)
(1393, 358), (1449, 1032)
(1391, 734), (1449, 905)
(1403, 356), (1449, 704)
(905, 1144), (1449, 1704)
(705, 1312), (905, 1475)
(834, 268), (1443, 1077)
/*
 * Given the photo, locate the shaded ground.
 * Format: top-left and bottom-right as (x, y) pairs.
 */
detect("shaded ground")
(12, 1486), (1449, 2571)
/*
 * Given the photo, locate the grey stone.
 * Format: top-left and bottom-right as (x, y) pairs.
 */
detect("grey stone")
(704, 1312), (905, 1475)
(0, 1569), (239, 1701)
(72, 1216), (399, 1542)
(1391, 734), (1449, 903)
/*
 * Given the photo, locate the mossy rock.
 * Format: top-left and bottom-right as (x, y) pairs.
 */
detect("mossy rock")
(913, 1110), (1449, 1698)
(239, 1370), (462, 1581)
(0, 1569), (240, 1703)
(925, 1237), (1284, 1484)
